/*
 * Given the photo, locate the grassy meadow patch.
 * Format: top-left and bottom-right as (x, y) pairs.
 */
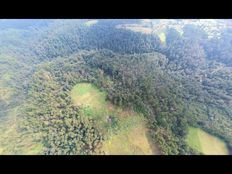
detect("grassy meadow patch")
(70, 83), (156, 155)
(158, 32), (166, 44)
(186, 127), (229, 155)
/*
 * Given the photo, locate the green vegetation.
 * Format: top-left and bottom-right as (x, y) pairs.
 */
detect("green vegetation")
(85, 20), (98, 27)
(71, 83), (107, 113)
(186, 127), (229, 155)
(158, 32), (166, 44)
(0, 107), (43, 155)
(102, 125), (154, 155)
(70, 83), (156, 154)
(1, 19), (232, 155)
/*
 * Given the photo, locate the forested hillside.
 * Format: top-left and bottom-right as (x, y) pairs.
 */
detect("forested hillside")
(0, 19), (232, 155)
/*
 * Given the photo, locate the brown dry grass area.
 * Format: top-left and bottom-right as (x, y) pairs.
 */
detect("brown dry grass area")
(106, 103), (114, 112)
(106, 103), (135, 119)
(118, 108), (135, 118)
(102, 125), (154, 155)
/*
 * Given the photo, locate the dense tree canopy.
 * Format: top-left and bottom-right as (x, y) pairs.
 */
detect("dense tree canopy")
(1, 19), (232, 154)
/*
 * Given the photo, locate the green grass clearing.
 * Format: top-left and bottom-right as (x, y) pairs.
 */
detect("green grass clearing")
(85, 20), (98, 27)
(71, 83), (107, 112)
(158, 32), (166, 44)
(186, 127), (229, 155)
